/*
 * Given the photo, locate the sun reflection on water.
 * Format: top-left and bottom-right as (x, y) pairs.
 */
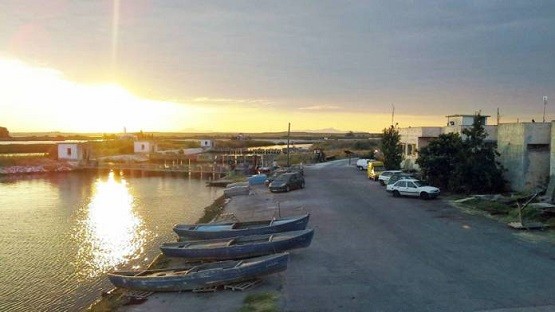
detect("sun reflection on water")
(75, 171), (146, 279)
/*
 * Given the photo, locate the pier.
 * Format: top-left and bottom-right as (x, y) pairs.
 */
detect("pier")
(82, 162), (229, 179)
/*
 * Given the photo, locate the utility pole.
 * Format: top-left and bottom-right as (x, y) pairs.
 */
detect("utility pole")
(287, 123), (291, 167)
(543, 96), (548, 123)
(391, 104), (395, 126)
(497, 107), (500, 125)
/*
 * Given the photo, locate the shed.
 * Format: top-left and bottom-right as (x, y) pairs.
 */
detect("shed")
(134, 141), (157, 154)
(200, 140), (213, 148)
(58, 143), (89, 161)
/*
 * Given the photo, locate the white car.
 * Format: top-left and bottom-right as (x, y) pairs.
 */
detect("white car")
(378, 170), (403, 185)
(386, 178), (440, 199)
(355, 158), (370, 171)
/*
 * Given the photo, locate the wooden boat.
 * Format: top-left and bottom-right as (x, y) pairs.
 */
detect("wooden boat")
(173, 214), (310, 239)
(107, 253), (289, 292)
(162, 229), (314, 260)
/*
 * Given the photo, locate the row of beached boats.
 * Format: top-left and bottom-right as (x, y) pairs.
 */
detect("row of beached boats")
(107, 214), (313, 292)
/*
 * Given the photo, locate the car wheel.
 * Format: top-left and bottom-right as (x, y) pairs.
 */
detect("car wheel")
(420, 192), (429, 200)
(300, 182), (305, 189)
(379, 180), (385, 186)
(286, 186), (290, 192)
(393, 190), (400, 197)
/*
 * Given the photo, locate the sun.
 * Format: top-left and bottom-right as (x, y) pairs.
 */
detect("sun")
(0, 57), (206, 133)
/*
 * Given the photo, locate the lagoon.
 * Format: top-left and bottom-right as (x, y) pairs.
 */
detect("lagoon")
(0, 171), (222, 311)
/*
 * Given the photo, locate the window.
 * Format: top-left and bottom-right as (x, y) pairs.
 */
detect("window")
(407, 144), (416, 156)
(527, 144), (549, 151)
(396, 181), (406, 187)
(407, 182), (417, 188)
(67, 148), (72, 156)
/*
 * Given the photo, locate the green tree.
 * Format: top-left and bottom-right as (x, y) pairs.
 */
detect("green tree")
(416, 133), (464, 189)
(380, 126), (402, 170)
(450, 114), (505, 193)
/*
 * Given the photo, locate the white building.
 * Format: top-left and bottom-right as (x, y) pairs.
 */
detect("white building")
(399, 114), (496, 171)
(200, 139), (213, 148)
(57, 143), (89, 161)
(443, 114), (497, 142)
(134, 141), (157, 154)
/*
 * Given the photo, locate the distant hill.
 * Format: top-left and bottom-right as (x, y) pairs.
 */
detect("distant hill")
(9, 130), (381, 140)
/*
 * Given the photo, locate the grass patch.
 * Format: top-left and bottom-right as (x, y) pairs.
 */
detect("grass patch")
(239, 292), (279, 312)
(460, 198), (514, 215)
(453, 196), (555, 226)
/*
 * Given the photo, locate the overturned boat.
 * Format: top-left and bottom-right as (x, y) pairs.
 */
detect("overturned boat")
(163, 229), (314, 260)
(173, 214), (310, 240)
(108, 253), (289, 292)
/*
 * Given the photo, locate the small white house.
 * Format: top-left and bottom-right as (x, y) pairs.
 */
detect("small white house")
(58, 143), (89, 161)
(200, 139), (213, 148)
(134, 141), (157, 154)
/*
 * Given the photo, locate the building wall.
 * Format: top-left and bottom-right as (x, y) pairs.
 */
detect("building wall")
(58, 143), (83, 161)
(399, 117), (553, 193)
(134, 141), (156, 153)
(200, 140), (213, 148)
(497, 123), (551, 192)
(446, 115), (487, 127)
(441, 125), (497, 142)
(399, 127), (442, 170)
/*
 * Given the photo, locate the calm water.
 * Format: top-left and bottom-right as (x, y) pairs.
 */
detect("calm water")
(0, 171), (222, 312)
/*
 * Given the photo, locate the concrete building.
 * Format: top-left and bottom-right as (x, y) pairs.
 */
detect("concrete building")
(399, 114), (496, 171)
(399, 114), (554, 193)
(399, 127), (442, 170)
(497, 122), (551, 192)
(134, 141), (157, 154)
(200, 140), (213, 148)
(442, 114), (497, 143)
(57, 143), (89, 162)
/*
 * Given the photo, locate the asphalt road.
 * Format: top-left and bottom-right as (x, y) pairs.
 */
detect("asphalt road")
(122, 159), (555, 312)
(279, 159), (555, 312)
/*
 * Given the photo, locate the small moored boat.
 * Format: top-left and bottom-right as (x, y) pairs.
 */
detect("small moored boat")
(163, 229), (314, 260)
(108, 253), (289, 292)
(173, 214), (310, 240)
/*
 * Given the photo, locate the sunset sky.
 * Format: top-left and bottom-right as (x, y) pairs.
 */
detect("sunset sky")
(0, 1), (554, 133)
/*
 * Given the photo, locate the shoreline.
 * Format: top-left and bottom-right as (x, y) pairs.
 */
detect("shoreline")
(86, 192), (231, 311)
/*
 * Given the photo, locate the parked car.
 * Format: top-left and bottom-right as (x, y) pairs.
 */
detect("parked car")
(386, 178), (440, 199)
(269, 172), (305, 192)
(264, 165), (303, 186)
(367, 161), (386, 181)
(264, 169), (287, 186)
(386, 172), (415, 188)
(378, 170), (403, 186)
(356, 158), (370, 171)
(289, 164), (304, 175)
